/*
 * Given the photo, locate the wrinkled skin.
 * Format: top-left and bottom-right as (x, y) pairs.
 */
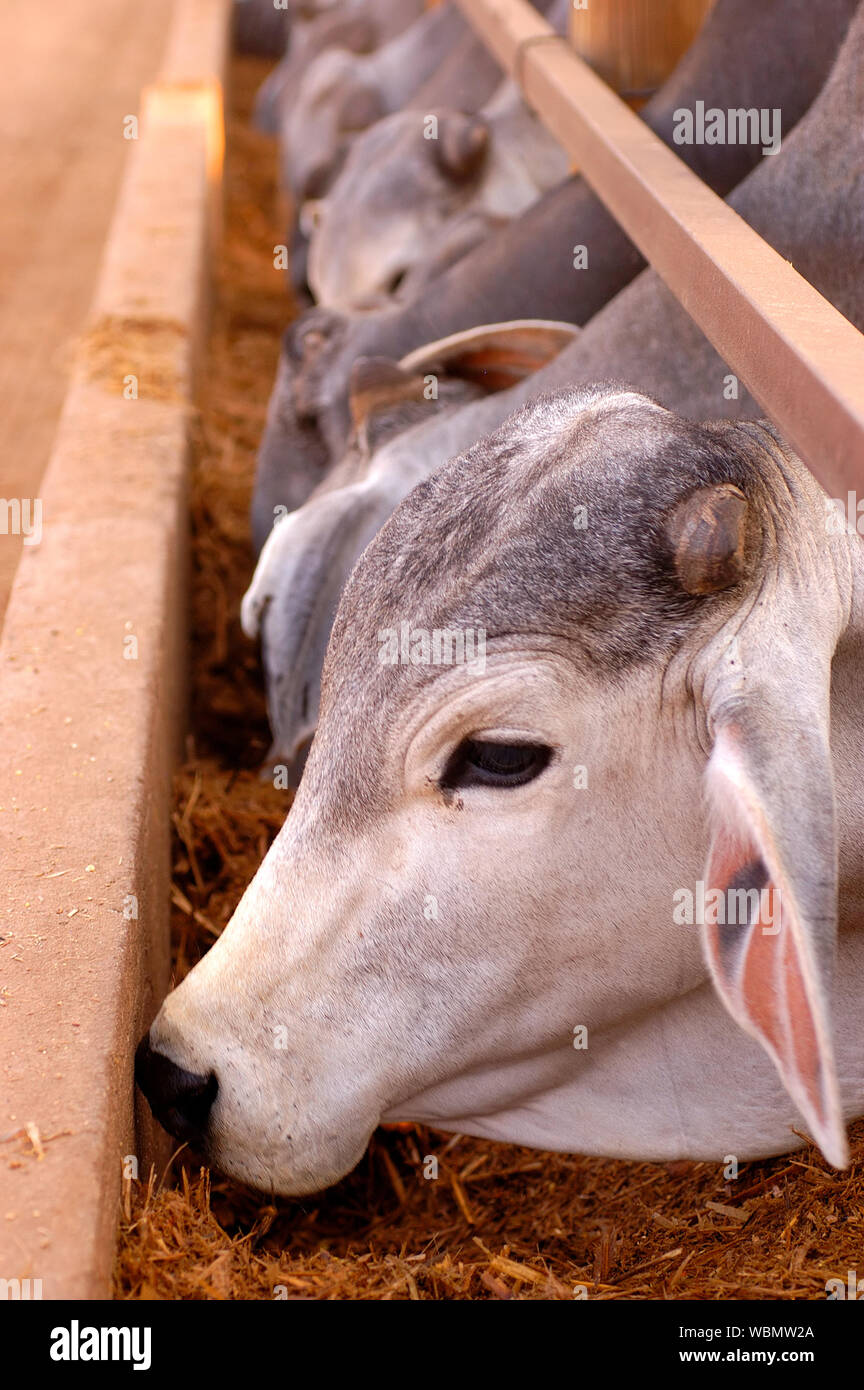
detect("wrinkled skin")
(140, 387), (864, 1193)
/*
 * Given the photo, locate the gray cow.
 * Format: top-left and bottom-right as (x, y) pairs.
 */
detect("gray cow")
(272, 0), (564, 297)
(302, 0), (573, 308)
(304, 80), (571, 309)
(137, 383), (864, 1192)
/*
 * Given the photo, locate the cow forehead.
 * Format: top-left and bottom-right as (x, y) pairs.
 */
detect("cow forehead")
(330, 127), (442, 208)
(328, 389), (773, 677)
(341, 112), (421, 164)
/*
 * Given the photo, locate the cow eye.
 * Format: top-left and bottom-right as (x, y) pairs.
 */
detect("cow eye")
(441, 739), (552, 790)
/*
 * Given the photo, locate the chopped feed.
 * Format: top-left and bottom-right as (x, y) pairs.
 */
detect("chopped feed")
(114, 55), (863, 1302)
(77, 314), (190, 401)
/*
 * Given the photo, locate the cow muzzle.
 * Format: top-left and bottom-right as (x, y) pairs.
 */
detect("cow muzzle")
(135, 1035), (218, 1150)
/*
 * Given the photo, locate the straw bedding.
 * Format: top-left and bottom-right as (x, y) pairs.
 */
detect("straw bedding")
(114, 56), (863, 1302)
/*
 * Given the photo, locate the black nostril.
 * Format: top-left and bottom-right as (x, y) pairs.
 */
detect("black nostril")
(135, 1035), (218, 1148)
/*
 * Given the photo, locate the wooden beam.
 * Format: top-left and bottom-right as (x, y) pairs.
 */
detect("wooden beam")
(455, 0), (864, 498)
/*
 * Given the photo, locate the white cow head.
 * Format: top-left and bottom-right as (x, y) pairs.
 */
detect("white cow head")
(137, 386), (862, 1193)
(244, 321), (579, 779)
(304, 108), (495, 309)
(304, 84), (569, 310)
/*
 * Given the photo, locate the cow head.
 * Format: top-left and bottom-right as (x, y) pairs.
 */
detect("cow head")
(282, 47), (384, 205)
(138, 386), (859, 1192)
(305, 108), (494, 310)
(251, 305), (387, 554)
(244, 322), (579, 776)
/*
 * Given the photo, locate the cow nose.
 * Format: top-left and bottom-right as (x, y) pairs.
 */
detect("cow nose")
(134, 1035), (218, 1148)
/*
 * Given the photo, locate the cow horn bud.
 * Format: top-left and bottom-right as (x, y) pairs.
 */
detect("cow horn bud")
(667, 484), (750, 595)
(435, 115), (489, 182)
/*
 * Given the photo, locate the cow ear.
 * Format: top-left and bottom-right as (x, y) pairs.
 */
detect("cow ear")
(348, 356), (426, 431)
(399, 319), (578, 394)
(702, 709), (847, 1167)
(337, 83), (384, 133)
(434, 114), (489, 182)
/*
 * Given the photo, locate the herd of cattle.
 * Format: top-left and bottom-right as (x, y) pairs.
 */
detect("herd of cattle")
(136, 0), (864, 1199)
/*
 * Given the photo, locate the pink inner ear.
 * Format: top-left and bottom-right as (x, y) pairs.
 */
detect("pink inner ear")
(737, 890), (825, 1121)
(704, 821), (831, 1136)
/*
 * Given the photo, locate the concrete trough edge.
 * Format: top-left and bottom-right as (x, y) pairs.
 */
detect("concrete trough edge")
(0, 0), (231, 1301)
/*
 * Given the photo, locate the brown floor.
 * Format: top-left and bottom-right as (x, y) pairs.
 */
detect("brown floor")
(0, 0), (174, 625)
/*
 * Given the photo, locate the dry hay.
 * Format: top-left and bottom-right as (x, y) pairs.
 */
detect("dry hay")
(114, 55), (864, 1302)
(77, 314), (189, 402)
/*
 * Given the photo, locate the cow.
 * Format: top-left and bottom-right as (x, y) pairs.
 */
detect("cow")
(303, 78), (571, 309)
(268, 1), (564, 298)
(301, 0), (572, 308)
(136, 385), (864, 1193)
